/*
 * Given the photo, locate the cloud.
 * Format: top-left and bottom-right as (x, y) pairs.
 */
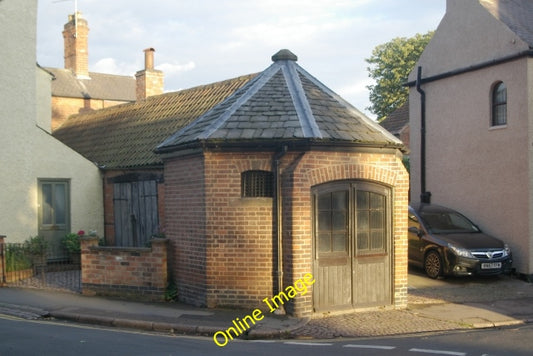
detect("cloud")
(157, 61), (196, 75)
(37, 0), (446, 111)
(92, 58), (136, 76)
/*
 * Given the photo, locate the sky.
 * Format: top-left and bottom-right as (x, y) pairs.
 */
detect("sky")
(37, 0), (446, 119)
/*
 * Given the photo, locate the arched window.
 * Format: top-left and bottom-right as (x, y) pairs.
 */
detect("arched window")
(241, 170), (273, 198)
(491, 82), (507, 126)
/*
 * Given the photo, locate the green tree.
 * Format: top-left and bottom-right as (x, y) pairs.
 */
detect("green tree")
(366, 31), (434, 121)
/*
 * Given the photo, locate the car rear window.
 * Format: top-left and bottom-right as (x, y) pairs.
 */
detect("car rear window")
(420, 211), (480, 234)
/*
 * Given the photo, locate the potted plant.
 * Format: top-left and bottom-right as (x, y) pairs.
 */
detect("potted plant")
(62, 231), (82, 265)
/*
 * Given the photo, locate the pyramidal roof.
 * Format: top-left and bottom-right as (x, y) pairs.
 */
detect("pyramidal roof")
(157, 49), (403, 153)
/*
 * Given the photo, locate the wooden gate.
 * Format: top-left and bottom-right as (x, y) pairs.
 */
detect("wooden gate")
(113, 180), (159, 247)
(312, 181), (392, 312)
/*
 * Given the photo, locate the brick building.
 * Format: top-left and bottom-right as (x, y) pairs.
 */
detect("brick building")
(44, 12), (163, 131)
(54, 74), (255, 247)
(55, 48), (408, 316)
(156, 50), (409, 316)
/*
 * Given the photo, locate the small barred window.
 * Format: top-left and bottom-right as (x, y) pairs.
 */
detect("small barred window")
(241, 170), (273, 198)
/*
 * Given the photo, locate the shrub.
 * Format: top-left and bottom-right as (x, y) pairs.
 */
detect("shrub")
(62, 233), (81, 254)
(5, 244), (32, 272)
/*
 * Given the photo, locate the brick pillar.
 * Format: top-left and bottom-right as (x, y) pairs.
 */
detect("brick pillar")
(150, 238), (169, 289)
(80, 236), (99, 292)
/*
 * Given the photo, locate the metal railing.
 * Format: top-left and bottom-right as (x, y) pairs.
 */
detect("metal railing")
(0, 241), (80, 293)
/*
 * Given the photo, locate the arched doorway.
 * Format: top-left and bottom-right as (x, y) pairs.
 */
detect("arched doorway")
(312, 181), (392, 311)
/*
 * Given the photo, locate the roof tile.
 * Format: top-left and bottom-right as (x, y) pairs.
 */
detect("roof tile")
(157, 50), (403, 152)
(53, 74), (256, 169)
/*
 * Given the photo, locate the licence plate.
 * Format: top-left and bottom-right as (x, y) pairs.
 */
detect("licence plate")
(481, 262), (502, 269)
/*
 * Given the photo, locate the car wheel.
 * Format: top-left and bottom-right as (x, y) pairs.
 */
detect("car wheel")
(424, 250), (442, 279)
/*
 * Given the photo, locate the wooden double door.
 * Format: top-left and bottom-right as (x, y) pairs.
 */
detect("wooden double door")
(313, 181), (392, 311)
(113, 180), (159, 247)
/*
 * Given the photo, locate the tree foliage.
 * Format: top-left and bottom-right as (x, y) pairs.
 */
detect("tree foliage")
(366, 31), (434, 121)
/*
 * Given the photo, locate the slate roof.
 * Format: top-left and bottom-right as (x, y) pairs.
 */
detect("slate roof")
(480, 0), (533, 47)
(45, 67), (136, 101)
(157, 49), (403, 153)
(379, 100), (409, 136)
(53, 74), (256, 169)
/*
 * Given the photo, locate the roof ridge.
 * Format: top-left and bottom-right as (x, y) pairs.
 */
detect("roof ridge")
(282, 61), (322, 138)
(198, 65), (281, 139)
(157, 65), (280, 148)
(296, 64), (401, 143)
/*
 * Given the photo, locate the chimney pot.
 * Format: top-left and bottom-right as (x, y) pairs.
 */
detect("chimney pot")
(144, 48), (155, 70)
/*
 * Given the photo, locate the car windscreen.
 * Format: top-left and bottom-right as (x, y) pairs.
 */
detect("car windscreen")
(419, 211), (480, 234)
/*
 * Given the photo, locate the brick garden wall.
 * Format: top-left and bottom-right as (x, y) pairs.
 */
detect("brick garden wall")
(81, 236), (168, 301)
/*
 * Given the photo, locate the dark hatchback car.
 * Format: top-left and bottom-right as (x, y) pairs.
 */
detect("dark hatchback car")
(408, 204), (512, 279)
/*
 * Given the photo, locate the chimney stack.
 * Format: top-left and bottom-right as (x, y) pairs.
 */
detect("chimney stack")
(62, 12), (89, 78)
(135, 48), (164, 100)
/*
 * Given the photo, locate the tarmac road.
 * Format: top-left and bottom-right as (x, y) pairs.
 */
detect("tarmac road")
(1, 268), (532, 341)
(2, 314), (532, 356)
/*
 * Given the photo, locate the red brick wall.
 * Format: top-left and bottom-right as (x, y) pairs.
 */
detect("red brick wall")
(81, 236), (168, 301)
(164, 148), (409, 316)
(164, 154), (208, 306)
(204, 152), (274, 308)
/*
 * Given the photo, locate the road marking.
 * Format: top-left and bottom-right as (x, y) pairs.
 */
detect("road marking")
(284, 341), (333, 346)
(409, 348), (466, 356)
(343, 344), (396, 350)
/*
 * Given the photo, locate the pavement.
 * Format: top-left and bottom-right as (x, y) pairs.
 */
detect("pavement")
(1, 269), (532, 340)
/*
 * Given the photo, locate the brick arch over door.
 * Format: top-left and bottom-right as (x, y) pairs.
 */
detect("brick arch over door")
(306, 164), (401, 188)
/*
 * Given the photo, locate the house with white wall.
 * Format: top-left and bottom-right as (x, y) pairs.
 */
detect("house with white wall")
(0, 0), (103, 259)
(409, 0), (533, 278)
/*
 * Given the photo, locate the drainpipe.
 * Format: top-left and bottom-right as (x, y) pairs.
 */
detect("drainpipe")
(416, 66), (431, 204)
(273, 145), (288, 314)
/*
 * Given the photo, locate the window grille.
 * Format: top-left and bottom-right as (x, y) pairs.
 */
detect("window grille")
(241, 170), (273, 198)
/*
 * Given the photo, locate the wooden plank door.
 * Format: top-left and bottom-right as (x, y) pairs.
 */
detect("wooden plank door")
(313, 184), (352, 311)
(113, 180), (159, 247)
(352, 184), (391, 307)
